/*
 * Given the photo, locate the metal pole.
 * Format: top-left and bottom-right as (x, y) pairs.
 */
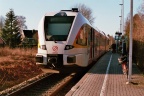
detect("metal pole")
(120, 19), (122, 33)
(128, 0), (133, 83)
(119, 0), (124, 54)
(122, 0), (124, 54)
(119, 4), (122, 33)
(122, 0), (124, 35)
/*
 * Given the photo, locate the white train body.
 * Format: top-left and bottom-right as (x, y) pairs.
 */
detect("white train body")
(36, 8), (109, 68)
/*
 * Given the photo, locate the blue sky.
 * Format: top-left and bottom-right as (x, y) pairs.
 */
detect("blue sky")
(0, 0), (143, 36)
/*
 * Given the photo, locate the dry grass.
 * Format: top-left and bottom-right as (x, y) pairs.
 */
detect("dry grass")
(0, 47), (42, 91)
(0, 47), (37, 57)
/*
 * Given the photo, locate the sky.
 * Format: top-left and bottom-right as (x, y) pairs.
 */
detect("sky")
(0, 0), (143, 36)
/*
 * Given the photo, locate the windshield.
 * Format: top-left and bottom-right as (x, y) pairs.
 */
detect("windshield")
(44, 16), (75, 41)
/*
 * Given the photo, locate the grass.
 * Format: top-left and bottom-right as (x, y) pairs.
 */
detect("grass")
(0, 47), (42, 91)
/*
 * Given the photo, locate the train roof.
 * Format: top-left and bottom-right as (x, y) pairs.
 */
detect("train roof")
(44, 8), (79, 16)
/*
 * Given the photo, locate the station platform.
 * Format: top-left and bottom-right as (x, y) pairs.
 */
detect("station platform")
(66, 52), (144, 96)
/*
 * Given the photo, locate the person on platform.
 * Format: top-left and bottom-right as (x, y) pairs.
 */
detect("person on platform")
(118, 53), (128, 74)
(111, 43), (116, 53)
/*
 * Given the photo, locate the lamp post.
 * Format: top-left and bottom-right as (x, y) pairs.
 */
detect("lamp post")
(122, 0), (124, 35)
(119, 0), (126, 55)
(119, 16), (122, 34)
(119, 4), (122, 34)
(119, 0), (124, 35)
(127, 0), (133, 84)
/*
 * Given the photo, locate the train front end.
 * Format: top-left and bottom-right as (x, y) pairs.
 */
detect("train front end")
(36, 9), (79, 68)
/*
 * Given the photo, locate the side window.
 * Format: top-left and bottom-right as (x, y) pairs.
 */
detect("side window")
(76, 25), (87, 46)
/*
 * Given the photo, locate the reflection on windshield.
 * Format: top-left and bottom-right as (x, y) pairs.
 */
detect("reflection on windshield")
(44, 16), (74, 41)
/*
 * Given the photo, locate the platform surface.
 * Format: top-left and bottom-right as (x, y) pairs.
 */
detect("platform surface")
(66, 52), (144, 96)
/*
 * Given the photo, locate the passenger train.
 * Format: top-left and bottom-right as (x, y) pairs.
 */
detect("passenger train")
(36, 8), (110, 69)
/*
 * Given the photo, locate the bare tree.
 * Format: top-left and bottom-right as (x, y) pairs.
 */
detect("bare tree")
(16, 16), (28, 42)
(16, 16), (27, 31)
(0, 16), (5, 30)
(73, 3), (95, 24)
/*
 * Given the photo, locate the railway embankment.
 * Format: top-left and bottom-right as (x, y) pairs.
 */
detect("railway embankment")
(0, 47), (42, 92)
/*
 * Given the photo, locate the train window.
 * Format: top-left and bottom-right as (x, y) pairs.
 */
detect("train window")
(76, 25), (90, 46)
(44, 16), (74, 41)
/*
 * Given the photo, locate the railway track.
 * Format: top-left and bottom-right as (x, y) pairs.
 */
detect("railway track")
(0, 73), (52, 96)
(9, 72), (76, 96)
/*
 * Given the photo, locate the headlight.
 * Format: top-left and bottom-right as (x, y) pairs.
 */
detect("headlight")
(64, 45), (74, 50)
